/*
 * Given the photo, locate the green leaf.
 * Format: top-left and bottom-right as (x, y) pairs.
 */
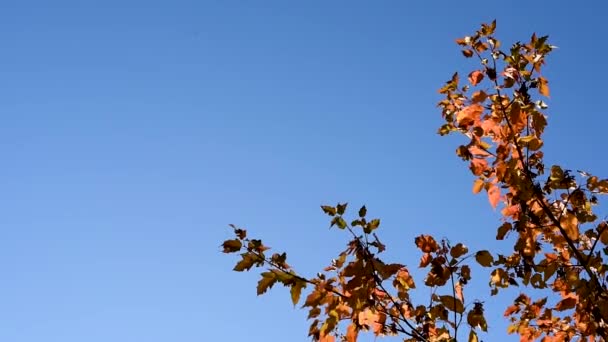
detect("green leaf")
(475, 250), (494, 267)
(222, 239), (242, 253)
(336, 203), (348, 215)
(331, 216), (347, 229)
(358, 205), (367, 218)
(321, 205), (337, 216)
(290, 280), (306, 306)
(257, 272), (277, 295)
(364, 219), (380, 234)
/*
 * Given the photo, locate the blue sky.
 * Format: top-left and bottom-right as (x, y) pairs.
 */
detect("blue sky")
(1, 1), (607, 341)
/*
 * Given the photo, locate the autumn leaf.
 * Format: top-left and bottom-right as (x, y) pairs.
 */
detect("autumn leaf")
(319, 334), (335, 342)
(560, 211), (579, 241)
(471, 179), (484, 194)
(440, 295), (464, 313)
(222, 239), (242, 253)
(450, 243), (469, 258)
(290, 280), (306, 306)
(496, 222), (511, 240)
(456, 104), (484, 127)
(415, 235), (439, 253)
(475, 250), (494, 267)
(257, 272), (277, 295)
(419, 253), (433, 267)
(471, 90), (487, 103)
(233, 253), (256, 272)
(538, 76), (550, 97)
(555, 294), (577, 311)
(488, 184), (500, 208)
(469, 330), (479, 342)
(470, 158), (488, 176)
(468, 70), (484, 86)
(345, 324), (358, 342)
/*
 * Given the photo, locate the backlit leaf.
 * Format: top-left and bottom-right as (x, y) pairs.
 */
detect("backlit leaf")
(289, 281), (305, 306)
(472, 179), (484, 194)
(560, 211), (579, 241)
(538, 76), (550, 97)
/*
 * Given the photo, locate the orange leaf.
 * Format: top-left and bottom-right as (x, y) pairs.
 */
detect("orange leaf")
(538, 76), (550, 97)
(419, 252), (433, 267)
(470, 158), (488, 176)
(345, 324), (358, 342)
(456, 104), (484, 127)
(468, 70), (484, 86)
(319, 335), (335, 342)
(488, 184), (500, 208)
(504, 305), (519, 317)
(415, 235), (439, 253)
(560, 211), (579, 241)
(469, 145), (491, 157)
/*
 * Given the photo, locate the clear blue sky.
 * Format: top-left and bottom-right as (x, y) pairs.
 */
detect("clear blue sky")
(2, 1), (607, 341)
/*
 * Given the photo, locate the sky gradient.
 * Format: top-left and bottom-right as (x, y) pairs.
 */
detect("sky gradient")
(2, 1), (608, 341)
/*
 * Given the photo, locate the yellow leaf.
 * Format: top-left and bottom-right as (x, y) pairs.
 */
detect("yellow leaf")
(469, 330), (479, 342)
(290, 280), (306, 306)
(472, 179), (484, 194)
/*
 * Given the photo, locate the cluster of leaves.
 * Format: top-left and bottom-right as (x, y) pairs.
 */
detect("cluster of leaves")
(224, 205), (490, 342)
(222, 21), (608, 341)
(438, 21), (608, 341)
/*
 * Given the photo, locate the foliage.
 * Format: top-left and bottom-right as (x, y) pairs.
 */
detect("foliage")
(221, 22), (608, 341)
